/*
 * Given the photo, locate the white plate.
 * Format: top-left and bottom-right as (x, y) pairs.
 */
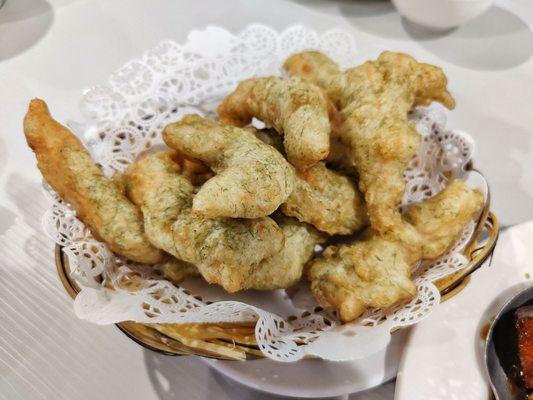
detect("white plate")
(396, 221), (533, 400)
(204, 328), (407, 398)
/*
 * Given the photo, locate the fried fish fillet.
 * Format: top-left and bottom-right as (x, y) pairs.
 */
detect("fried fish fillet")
(284, 51), (455, 110)
(240, 215), (326, 290)
(285, 51), (455, 244)
(284, 51), (341, 100)
(404, 179), (485, 259)
(156, 257), (200, 285)
(124, 151), (285, 292)
(308, 180), (484, 322)
(217, 76), (330, 170)
(250, 128), (367, 236)
(309, 238), (416, 322)
(281, 162), (368, 235)
(252, 128), (285, 153)
(167, 149), (214, 187)
(163, 115), (295, 219)
(23, 99), (163, 264)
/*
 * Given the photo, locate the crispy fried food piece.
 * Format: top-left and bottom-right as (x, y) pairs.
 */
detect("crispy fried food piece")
(111, 172), (127, 194)
(253, 128), (285, 153)
(156, 257), (199, 285)
(281, 162), (368, 235)
(217, 76), (330, 170)
(124, 151), (285, 292)
(182, 159), (213, 187)
(163, 115), (295, 218)
(241, 215), (326, 290)
(309, 238), (416, 322)
(284, 51), (455, 114)
(284, 51), (341, 98)
(285, 51), (455, 243)
(252, 128), (367, 235)
(404, 179), (485, 259)
(167, 149), (214, 187)
(308, 180), (484, 322)
(23, 99), (163, 264)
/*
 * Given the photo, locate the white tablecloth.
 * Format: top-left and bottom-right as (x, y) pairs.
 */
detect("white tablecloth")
(1, 0), (532, 399)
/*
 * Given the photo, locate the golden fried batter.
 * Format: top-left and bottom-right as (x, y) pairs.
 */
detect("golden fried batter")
(252, 128), (285, 153)
(167, 149), (214, 187)
(110, 172), (128, 195)
(285, 51), (455, 244)
(251, 128), (367, 235)
(309, 238), (416, 322)
(284, 51), (341, 99)
(281, 162), (368, 235)
(241, 215), (326, 290)
(217, 76), (330, 170)
(124, 151), (285, 292)
(157, 257), (199, 286)
(284, 51), (455, 115)
(163, 115), (295, 219)
(404, 179), (485, 259)
(308, 180), (484, 322)
(23, 99), (163, 264)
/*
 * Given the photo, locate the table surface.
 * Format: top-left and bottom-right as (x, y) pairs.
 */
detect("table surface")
(1, 0), (532, 399)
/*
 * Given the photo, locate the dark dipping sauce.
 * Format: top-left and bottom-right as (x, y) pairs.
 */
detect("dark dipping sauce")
(492, 298), (533, 399)
(481, 317), (496, 341)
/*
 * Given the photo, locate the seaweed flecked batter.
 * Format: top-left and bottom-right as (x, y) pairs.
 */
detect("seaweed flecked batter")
(23, 99), (163, 264)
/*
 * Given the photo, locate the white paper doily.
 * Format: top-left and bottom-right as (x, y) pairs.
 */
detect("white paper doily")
(42, 25), (487, 362)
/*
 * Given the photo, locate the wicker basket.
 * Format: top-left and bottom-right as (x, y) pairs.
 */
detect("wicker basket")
(55, 209), (499, 360)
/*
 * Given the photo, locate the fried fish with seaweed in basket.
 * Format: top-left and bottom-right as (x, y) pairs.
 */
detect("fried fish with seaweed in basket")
(123, 151), (286, 292)
(23, 99), (163, 264)
(252, 127), (368, 236)
(218, 76), (331, 170)
(163, 115), (295, 219)
(308, 180), (484, 322)
(285, 51), (455, 248)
